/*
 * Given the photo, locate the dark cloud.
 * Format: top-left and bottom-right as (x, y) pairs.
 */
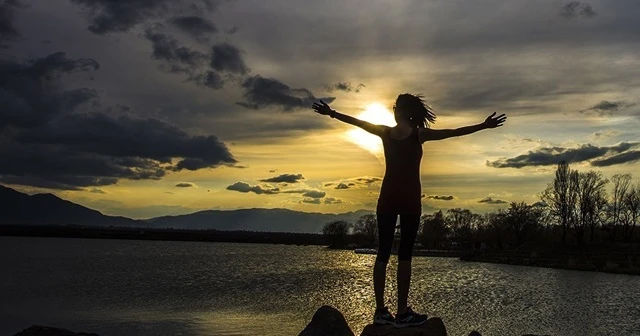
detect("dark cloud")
(479, 197), (508, 204)
(70, 0), (215, 35)
(88, 187), (107, 194)
(426, 195), (455, 201)
(354, 177), (382, 184)
(144, 29), (207, 74)
(581, 100), (636, 115)
(15, 113), (236, 170)
(0, 52), (236, 190)
(487, 143), (637, 168)
(591, 150), (640, 167)
(175, 182), (196, 188)
(532, 201), (548, 208)
(302, 197), (321, 204)
(0, 0), (25, 44)
(191, 70), (223, 89)
(281, 189), (326, 198)
(323, 177), (381, 190)
(0, 175), (118, 190)
(237, 75), (335, 111)
(210, 42), (248, 74)
(0, 52), (99, 129)
(324, 82), (366, 93)
(302, 190), (325, 198)
(170, 16), (217, 40)
(324, 197), (342, 204)
(560, 1), (596, 18)
(226, 182), (279, 195)
(259, 173), (304, 183)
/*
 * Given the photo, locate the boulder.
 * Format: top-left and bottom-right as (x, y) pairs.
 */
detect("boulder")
(360, 317), (447, 336)
(298, 305), (355, 336)
(13, 325), (99, 336)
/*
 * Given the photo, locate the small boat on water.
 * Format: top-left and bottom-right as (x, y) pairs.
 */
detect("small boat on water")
(354, 248), (377, 254)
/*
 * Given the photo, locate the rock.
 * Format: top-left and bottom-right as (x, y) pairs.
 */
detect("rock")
(13, 325), (99, 336)
(298, 305), (355, 336)
(360, 317), (447, 336)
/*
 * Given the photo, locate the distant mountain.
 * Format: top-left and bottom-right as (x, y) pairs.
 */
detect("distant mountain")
(0, 185), (374, 233)
(145, 208), (374, 233)
(0, 185), (138, 227)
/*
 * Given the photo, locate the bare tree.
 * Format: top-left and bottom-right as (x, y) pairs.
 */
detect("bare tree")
(623, 182), (640, 241)
(574, 171), (608, 243)
(499, 202), (544, 246)
(446, 208), (476, 242)
(608, 174), (632, 241)
(322, 220), (352, 248)
(353, 213), (378, 247)
(567, 170), (580, 241)
(541, 161), (571, 243)
(419, 211), (447, 249)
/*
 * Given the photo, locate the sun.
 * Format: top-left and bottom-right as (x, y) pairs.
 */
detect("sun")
(346, 103), (396, 155)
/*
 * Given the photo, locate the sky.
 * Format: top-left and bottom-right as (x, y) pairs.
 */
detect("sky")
(1, 0), (640, 219)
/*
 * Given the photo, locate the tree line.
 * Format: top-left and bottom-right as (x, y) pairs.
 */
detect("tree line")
(322, 161), (640, 249)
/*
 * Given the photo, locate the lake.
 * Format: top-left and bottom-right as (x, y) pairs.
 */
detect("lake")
(1, 236), (639, 335)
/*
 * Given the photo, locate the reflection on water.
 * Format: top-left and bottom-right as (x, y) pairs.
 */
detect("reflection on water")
(1, 237), (640, 336)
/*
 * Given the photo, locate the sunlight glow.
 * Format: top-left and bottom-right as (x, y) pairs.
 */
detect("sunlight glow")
(346, 103), (396, 155)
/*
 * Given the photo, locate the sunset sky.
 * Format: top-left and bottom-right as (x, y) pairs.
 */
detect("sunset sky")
(2, 0), (639, 219)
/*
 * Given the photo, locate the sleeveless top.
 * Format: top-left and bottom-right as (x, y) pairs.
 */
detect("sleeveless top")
(376, 126), (423, 215)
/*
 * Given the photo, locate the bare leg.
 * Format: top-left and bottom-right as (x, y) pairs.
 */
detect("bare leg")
(397, 260), (411, 315)
(396, 214), (420, 315)
(374, 260), (387, 309)
(374, 213), (396, 310)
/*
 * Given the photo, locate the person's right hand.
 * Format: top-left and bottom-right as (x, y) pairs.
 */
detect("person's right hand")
(312, 100), (333, 116)
(483, 112), (507, 128)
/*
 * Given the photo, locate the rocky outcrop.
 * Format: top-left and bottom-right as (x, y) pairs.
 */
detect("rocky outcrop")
(13, 325), (99, 336)
(360, 317), (447, 336)
(298, 306), (448, 336)
(298, 305), (355, 336)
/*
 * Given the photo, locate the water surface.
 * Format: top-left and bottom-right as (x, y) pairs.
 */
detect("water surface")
(1, 237), (639, 335)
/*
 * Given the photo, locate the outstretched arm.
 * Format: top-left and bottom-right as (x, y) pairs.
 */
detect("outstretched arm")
(420, 112), (506, 142)
(312, 100), (386, 137)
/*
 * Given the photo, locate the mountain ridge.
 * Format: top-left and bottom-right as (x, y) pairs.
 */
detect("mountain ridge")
(0, 185), (374, 233)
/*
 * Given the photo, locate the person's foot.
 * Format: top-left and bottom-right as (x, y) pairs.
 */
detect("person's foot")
(394, 306), (428, 328)
(373, 306), (395, 325)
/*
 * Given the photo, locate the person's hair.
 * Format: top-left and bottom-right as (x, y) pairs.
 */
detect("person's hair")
(393, 93), (436, 128)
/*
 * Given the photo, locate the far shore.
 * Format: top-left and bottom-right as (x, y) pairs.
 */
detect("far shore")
(0, 224), (465, 257)
(3, 224), (639, 275)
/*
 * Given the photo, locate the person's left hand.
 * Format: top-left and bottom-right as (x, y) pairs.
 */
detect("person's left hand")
(483, 112), (507, 128)
(312, 100), (333, 116)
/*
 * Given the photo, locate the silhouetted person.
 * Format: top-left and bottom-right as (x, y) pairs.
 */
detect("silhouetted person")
(312, 94), (506, 328)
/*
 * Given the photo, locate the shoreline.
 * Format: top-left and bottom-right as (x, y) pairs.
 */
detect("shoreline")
(4, 225), (640, 275)
(460, 249), (640, 275)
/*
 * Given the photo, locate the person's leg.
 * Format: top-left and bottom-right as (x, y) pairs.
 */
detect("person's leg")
(374, 212), (397, 310)
(396, 213), (420, 315)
